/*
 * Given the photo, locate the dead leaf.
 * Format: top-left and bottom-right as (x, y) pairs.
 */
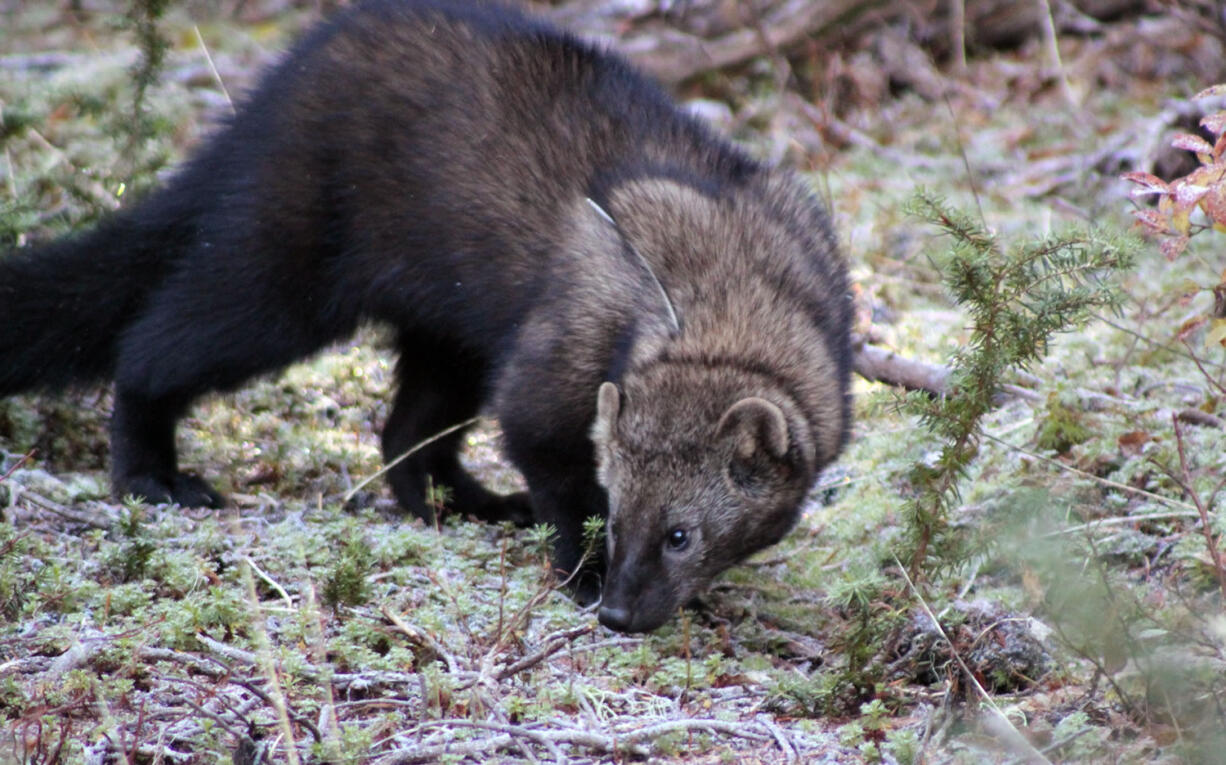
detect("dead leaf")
(1195, 84), (1226, 99)
(1172, 132), (1215, 156)
(1203, 111), (1226, 138)
(1160, 234), (1189, 260)
(1207, 317), (1226, 348)
(1201, 185), (1226, 227)
(1130, 208), (1169, 235)
(1178, 315), (1210, 340)
(1118, 430), (1152, 456)
(1120, 170), (1169, 197)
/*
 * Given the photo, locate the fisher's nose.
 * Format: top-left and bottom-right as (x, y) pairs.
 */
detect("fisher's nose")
(597, 604), (633, 632)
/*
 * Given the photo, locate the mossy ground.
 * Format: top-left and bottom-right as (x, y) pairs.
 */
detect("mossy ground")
(2, 2), (1224, 763)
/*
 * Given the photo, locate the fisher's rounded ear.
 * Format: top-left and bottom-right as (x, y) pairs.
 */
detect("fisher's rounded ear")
(717, 397), (790, 487)
(592, 382), (623, 485)
(593, 381), (622, 447)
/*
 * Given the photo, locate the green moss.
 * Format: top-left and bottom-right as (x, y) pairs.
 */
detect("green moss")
(321, 533), (375, 611)
(1034, 395), (1094, 454)
(158, 585), (248, 650)
(0, 526), (43, 620)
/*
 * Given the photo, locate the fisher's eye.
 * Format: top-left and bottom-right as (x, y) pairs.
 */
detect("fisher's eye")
(665, 527), (689, 552)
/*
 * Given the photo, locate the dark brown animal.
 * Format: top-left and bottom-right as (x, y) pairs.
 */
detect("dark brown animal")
(0, 0), (851, 632)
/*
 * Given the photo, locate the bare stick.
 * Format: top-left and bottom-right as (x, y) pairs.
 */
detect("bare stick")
(196, 632), (258, 666)
(344, 416), (479, 502)
(243, 554), (294, 610)
(1037, 0), (1077, 110)
(1171, 415), (1226, 601)
(950, 0), (967, 73)
(609, 0), (861, 84)
(0, 448), (35, 484)
(381, 605), (461, 675)
(242, 561), (302, 765)
(25, 128), (120, 211)
(379, 716), (775, 764)
(982, 432), (1200, 513)
(192, 25), (234, 114)
(8, 487), (114, 528)
(494, 624), (594, 681)
(1177, 407), (1226, 429)
(853, 339), (950, 394)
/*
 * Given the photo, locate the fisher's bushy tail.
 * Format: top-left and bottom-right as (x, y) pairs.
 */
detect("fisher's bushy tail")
(0, 205), (185, 395)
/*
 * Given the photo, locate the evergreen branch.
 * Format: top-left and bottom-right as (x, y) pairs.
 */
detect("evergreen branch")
(900, 191), (1135, 578)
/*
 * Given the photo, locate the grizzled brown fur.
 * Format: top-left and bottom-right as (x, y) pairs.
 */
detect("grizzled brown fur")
(588, 179), (849, 631)
(0, 0), (851, 632)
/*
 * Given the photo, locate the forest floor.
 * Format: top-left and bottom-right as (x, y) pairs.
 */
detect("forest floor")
(1, 1), (1224, 763)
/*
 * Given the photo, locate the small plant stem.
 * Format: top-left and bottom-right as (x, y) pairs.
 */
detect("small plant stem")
(243, 554), (294, 610)
(1037, 0), (1077, 110)
(682, 610), (692, 694)
(0, 448), (35, 484)
(942, 96), (986, 225)
(496, 536), (508, 641)
(1096, 312), (1226, 369)
(192, 25), (234, 114)
(982, 431), (1199, 513)
(3, 144), (17, 200)
(1171, 414), (1226, 601)
(303, 581), (341, 758)
(344, 416), (479, 502)
(950, 0), (966, 73)
(242, 561), (302, 765)
(1181, 338), (1226, 396)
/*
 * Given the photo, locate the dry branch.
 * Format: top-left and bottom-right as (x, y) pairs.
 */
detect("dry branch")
(850, 337), (1226, 426)
(538, 0), (1151, 87)
(853, 336), (951, 394)
(377, 716), (779, 764)
(544, 0), (871, 84)
(1176, 407), (1226, 428)
(4, 484), (115, 528)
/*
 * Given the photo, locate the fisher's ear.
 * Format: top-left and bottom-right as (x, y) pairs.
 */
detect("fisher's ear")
(716, 397), (790, 487)
(592, 382), (622, 483)
(593, 381), (622, 447)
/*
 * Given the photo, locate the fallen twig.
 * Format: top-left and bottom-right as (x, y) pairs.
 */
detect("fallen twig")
(1176, 407), (1226, 429)
(852, 338), (950, 394)
(0, 449), (35, 484)
(381, 605), (461, 675)
(6, 486), (115, 528)
(602, 0), (864, 84)
(196, 632), (259, 667)
(377, 715), (778, 764)
(493, 623), (594, 682)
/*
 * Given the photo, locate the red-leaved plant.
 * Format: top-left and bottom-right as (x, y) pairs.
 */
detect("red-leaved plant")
(1124, 85), (1226, 347)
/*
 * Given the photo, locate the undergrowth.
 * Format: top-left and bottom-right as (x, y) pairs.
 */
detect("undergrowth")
(900, 190), (1134, 577)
